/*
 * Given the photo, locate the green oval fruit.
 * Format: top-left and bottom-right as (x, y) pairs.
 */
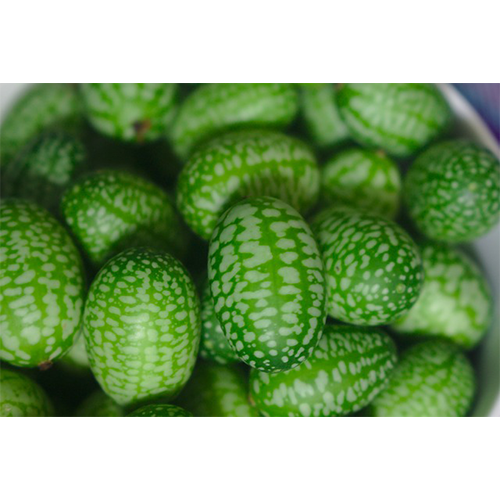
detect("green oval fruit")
(0, 368), (54, 417)
(250, 324), (397, 417)
(128, 404), (192, 417)
(209, 197), (327, 372)
(405, 140), (500, 242)
(391, 242), (492, 349)
(175, 362), (259, 417)
(0, 200), (85, 368)
(62, 170), (187, 268)
(367, 340), (475, 417)
(312, 206), (423, 325)
(83, 247), (201, 406)
(75, 390), (124, 417)
(337, 83), (451, 157)
(80, 83), (178, 143)
(170, 83), (299, 159)
(321, 148), (401, 219)
(176, 129), (320, 240)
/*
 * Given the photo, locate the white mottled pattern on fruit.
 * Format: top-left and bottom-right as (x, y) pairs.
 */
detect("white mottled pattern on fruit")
(128, 403), (192, 417)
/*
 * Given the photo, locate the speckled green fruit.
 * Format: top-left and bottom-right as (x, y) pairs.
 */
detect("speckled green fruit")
(405, 140), (500, 242)
(312, 206), (423, 326)
(170, 83), (299, 159)
(75, 390), (124, 417)
(209, 197), (326, 372)
(321, 148), (401, 219)
(128, 403), (192, 417)
(1, 132), (86, 215)
(391, 242), (492, 349)
(83, 247), (201, 406)
(175, 362), (259, 417)
(0, 84), (82, 166)
(62, 170), (187, 268)
(176, 129), (320, 240)
(250, 325), (397, 417)
(80, 83), (178, 143)
(367, 341), (475, 417)
(337, 83), (451, 157)
(0, 200), (85, 368)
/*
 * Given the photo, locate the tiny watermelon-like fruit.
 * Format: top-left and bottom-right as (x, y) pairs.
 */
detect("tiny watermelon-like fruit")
(321, 147), (401, 219)
(176, 129), (320, 240)
(391, 242), (492, 349)
(0, 200), (85, 368)
(62, 170), (187, 268)
(0, 367), (54, 417)
(1, 131), (86, 216)
(337, 83), (451, 157)
(80, 83), (178, 143)
(367, 340), (475, 417)
(170, 83), (299, 159)
(250, 324), (397, 417)
(312, 206), (423, 325)
(83, 247), (201, 406)
(209, 197), (327, 372)
(199, 281), (239, 365)
(404, 140), (500, 242)
(175, 361), (259, 417)
(75, 390), (125, 417)
(128, 404), (192, 417)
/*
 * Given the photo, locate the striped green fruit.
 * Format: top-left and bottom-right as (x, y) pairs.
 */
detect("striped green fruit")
(176, 129), (320, 240)
(170, 83), (299, 159)
(0, 200), (85, 368)
(83, 247), (201, 406)
(128, 404), (192, 417)
(80, 83), (178, 143)
(367, 340), (475, 417)
(250, 325), (397, 417)
(75, 390), (125, 417)
(405, 140), (500, 242)
(337, 83), (451, 157)
(0, 368), (54, 417)
(209, 197), (327, 372)
(312, 206), (423, 325)
(391, 242), (492, 349)
(61, 170), (187, 269)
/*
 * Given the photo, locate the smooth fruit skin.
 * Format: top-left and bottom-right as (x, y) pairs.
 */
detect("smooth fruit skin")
(83, 248), (201, 407)
(250, 325), (397, 417)
(391, 242), (492, 349)
(337, 83), (451, 157)
(0, 368), (54, 417)
(0, 200), (85, 368)
(367, 340), (475, 417)
(176, 129), (320, 240)
(208, 197), (327, 372)
(170, 83), (299, 159)
(80, 83), (178, 143)
(128, 404), (192, 417)
(75, 390), (124, 417)
(312, 206), (423, 326)
(404, 140), (500, 242)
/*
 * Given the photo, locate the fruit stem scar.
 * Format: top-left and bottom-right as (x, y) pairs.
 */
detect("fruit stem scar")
(133, 119), (152, 142)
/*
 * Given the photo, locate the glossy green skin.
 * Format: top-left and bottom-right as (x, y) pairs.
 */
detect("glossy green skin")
(176, 129), (320, 240)
(405, 140), (500, 242)
(170, 83), (299, 159)
(128, 404), (192, 417)
(312, 206), (423, 326)
(81, 83), (178, 143)
(209, 197), (327, 372)
(0, 200), (85, 367)
(62, 170), (186, 268)
(250, 325), (397, 417)
(337, 83), (451, 157)
(0, 84), (81, 166)
(0, 368), (53, 417)
(321, 148), (401, 219)
(75, 390), (124, 417)
(391, 242), (492, 349)
(175, 362), (259, 417)
(1, 132), (86, 215)
(367, 341), (475, 417)
(83, 248), (201, 406)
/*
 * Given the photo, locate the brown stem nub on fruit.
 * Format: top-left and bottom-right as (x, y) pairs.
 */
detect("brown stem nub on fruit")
(133, 119), (152, 142)
(39, 360), (53, 371)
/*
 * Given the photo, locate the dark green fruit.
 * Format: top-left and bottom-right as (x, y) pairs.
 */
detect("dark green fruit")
(128, 404), (192, 417)
(75, 390), (125, 417)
